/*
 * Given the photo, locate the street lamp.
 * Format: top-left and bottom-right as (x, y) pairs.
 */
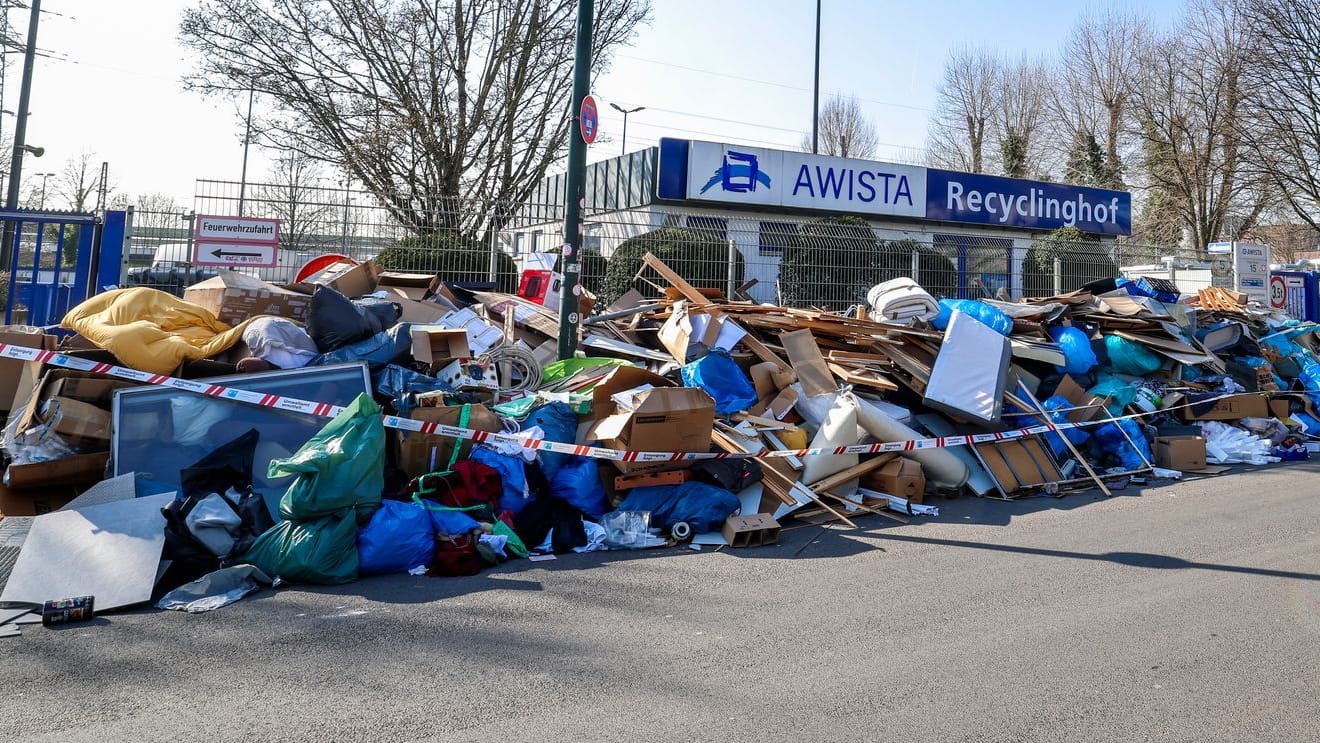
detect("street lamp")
(609, 102), (645, 155)
(230, 67), (257, 216)
(37, 172), (53, 209)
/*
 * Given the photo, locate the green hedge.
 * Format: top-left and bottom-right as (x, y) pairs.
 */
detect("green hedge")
(602, 227), (744, 305)
(778, 216), (959, 309)
(374, 233), (518, 293)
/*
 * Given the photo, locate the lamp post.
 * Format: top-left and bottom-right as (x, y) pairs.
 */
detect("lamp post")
(230, 68), (256, 217)
(812, 0), (821, 154)
(609, 102), (644, 155)
(37, 172), (53, 209)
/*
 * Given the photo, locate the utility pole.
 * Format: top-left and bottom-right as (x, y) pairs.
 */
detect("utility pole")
(1, 0), (40, 275)
(812, 0), (821, 155)
(556, 0), (593, 360)
(238, 85), (255, 216)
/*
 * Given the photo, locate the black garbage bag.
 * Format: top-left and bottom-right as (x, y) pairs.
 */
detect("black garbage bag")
(306, 286), (403, 352)
(159, 429), (275, 590)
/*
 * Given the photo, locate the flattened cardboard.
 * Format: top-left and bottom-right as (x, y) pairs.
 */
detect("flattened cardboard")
(6, 452), (108, 490)
(584, 365), (674, 420)
(1154, 436), (1206, 471)
(781, 329), (835, 398)
(183, 271), (312, 325)
(394, 297), (449, 325)
(1175, 393), (1269, 421)
(0, 483), (78, 516)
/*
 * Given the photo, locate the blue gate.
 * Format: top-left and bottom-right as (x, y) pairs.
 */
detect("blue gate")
(1, 209), (127, 327)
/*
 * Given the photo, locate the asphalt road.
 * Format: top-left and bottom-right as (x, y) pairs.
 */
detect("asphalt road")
(4, 463), (1320, 742)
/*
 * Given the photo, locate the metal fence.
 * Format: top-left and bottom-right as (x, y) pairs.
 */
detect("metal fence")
(122, 178), (1198, 309)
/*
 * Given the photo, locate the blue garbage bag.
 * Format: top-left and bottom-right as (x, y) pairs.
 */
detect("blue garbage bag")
(680, 350), (758, 415)
(1092, 418), (1151, 471)
(374, 364), (452, 417)
(933, 299), (1013, 336)
(1004, 395), (1088, 458)
(1299, 358), (1320, 405)
(470, 447), (534, 516)
(1049, 326), (1098, 376)
(1088, 375), (1138, 415)
(548, 455), (609, 519)
(311, 323), (413, 370)
(524, 402), (578, 481)
(613, 481), (740, 533)
(357, 499), (435, 575)
(417, 498), (482, 536)
(1103, 335), (1162, 376)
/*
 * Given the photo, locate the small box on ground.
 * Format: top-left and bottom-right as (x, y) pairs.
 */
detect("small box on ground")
(184, 270), (312, 325)
(861, 458), (926, 502)
(1154, 435), (1207, 471)
(722, 514), (781, 547)
(1174, 393), (1269, 421)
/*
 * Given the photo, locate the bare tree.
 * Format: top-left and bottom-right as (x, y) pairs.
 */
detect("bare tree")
(53, 151), (99, 212)
(801, 94), (878, 159)
(926, 47), (999, 173)
(994, 54), (1049, 177)
(1238, 0), (1320, 228)
(1047, 9), (1148, 188)
(256, 153), (337, 252)
(111, 193), (185, 233)
(1129, 0), (1266, 252)
(179, 0), (651, 239)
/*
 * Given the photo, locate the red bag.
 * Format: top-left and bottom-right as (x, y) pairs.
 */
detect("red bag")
(428, 534), (483, 577)
(413, 461), (502, 521)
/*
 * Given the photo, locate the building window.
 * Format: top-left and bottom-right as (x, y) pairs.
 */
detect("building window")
(758, 221), (798, 256)
(686, 215), (728, 241)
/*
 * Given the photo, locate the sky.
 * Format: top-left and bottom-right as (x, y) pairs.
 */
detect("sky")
(5, 0), (1186, 210)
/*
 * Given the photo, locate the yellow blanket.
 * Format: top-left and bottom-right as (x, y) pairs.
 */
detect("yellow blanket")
(62, 288), (254, 375)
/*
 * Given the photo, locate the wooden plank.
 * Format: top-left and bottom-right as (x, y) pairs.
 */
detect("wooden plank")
(640, 252), (790, 372)
(805, 453), (898, 494)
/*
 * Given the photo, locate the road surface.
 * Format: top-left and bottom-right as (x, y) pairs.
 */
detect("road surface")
(4, 463), (1320, 742)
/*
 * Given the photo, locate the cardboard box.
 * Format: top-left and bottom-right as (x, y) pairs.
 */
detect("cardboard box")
(411, 327), (471, 367)
(0, 483), (79, 517)
(861, 457), (926, 502)
(585, 387), (715, 474)
(393, 404), (502, 478)
(1154, 435), (1206, 471)
(40, 397), (111, 446)
(722, 514), (781, 547)
(1176, 393), (1269, 421)
(377, 271), (440, 301)
(6, 452), (109, 491)
(1054, 375), (1107, 423)
(0, 327), (56, 412)
(184, 270), (312, 325)
(294, 260), (380, 298)
(394, 297), (449, 325)
(44, 375), (137, 406)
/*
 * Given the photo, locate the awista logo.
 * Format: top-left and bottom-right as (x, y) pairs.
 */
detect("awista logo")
(700, 150), (771, 194)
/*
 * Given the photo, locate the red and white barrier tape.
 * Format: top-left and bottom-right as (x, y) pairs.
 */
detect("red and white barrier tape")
(0, 342), (1265, 462)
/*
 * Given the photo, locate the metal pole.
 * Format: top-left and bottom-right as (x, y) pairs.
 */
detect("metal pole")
(557, 0), (593, 360)
(621, 111), (629, 155)
(39, 173), (48, 209)
(1, 0), (40, 276)
(726, 238), (736, 299)
(340, 181), (350, 253)
(238, 86), (254, 216)
(812, 0), (821, 155)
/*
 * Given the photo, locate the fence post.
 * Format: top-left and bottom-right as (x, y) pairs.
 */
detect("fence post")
(726, 237), (736, 299)
(910, 247), (920, 284)
(488, 228), (499, 285)
(1052, 256), (1063, 296)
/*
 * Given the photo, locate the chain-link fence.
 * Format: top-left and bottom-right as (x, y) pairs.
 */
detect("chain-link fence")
(121, 178), (1197, 308)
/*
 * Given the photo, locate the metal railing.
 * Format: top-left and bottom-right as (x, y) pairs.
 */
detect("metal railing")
(118, 179), (1197, 308)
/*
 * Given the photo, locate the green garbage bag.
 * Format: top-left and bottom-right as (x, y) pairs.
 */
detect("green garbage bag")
(540, 357), (631, 385)
(243, 510), (360, 585)
(271, 393), (385, 524)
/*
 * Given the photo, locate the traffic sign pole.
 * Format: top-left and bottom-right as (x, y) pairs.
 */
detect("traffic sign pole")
(557, 0), (594, 361)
